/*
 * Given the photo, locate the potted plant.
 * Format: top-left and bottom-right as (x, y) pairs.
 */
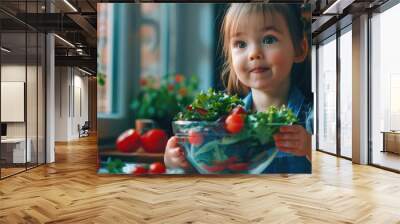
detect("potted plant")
(131, 73), (199, 136)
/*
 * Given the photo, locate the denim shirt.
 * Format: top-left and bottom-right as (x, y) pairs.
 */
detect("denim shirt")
(243, 87), (313, 173)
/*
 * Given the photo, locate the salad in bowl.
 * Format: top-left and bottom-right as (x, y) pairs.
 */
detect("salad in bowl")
(172, 89), (298, 174)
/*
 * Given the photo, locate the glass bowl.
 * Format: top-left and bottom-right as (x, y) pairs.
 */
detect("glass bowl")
(172, 120), (283, 174)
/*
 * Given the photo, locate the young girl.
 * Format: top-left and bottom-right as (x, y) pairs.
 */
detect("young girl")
(165, 3), (313, 173)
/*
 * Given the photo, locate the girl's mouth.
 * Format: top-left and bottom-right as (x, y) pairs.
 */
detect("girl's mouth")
(250, 67), (269, 74)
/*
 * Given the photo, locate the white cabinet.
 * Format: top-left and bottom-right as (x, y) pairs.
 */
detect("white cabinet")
(1, 138), (32, 163)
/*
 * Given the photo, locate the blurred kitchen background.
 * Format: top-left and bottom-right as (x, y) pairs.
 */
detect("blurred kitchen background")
(98, 3), (240, 149)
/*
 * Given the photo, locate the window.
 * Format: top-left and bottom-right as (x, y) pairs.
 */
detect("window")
(371, 2), (400, 171)
(317, 35), (337, 155)
(339, 27), (352, 158)
(97, 4), (170, 117)
(140, 4), (169, 79)
(97, 4), (113, 115)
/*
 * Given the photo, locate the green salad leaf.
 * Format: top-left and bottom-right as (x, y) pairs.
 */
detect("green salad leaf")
(246, 105), (297, 144)
(174, 89), (299, 172)
(175, 89), (243, 121)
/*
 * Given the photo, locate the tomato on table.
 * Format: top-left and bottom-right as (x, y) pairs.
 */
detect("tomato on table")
(116, 129), (141, 153)
(141, 129), (168, 153)
(149, 162), (166, 174)
(132, 166), (147, 174)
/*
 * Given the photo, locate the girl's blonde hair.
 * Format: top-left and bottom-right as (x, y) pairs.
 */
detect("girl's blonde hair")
(221, 3), (308, 97)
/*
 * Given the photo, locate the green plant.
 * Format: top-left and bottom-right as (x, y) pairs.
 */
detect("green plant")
(131, 74), (199, 134)
(97, 72), (106, 86)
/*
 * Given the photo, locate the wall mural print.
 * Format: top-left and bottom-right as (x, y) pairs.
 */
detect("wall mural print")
(97, 3), (313, 175)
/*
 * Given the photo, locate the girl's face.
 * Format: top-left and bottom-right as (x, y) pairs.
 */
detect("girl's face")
(230, 12), (304, 93)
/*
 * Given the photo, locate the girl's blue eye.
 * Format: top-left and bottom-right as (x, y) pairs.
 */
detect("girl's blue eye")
(234, 41), (247, 48)
(262, 36), (278, 45)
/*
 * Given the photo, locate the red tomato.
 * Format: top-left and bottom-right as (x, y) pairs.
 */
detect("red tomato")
(202, 164), (225, 173)
(227, 163), (249, 171)
(141, 129), (168, 153)
(186, 105), (194, 111)
(194, 107), (208, 116)
(214, 156), (238, 166)
(224, 156), (238, 164)
(149, 162), (166, 174)
(116, 129), (141, 153)
(231, 106), (246, 115)
(188, 130), (203, 146)
(132, 166), (147, 174)
(225, 114), (245, 134)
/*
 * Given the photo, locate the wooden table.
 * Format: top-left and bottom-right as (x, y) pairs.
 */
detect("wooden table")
(381, 131), (400, 154)
(99, 148), (164, 163)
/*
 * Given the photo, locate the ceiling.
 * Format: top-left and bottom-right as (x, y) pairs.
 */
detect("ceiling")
(0, 0), (392, 74)
(0, 0), (98, 73)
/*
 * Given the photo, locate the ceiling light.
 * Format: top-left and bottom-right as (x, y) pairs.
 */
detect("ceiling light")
(1, 47), (11, 53)
(63, 0), (78, 12)
(54, 34), (75, 48)
(322, 0), (354, 15)
(78, 67), (92, 76)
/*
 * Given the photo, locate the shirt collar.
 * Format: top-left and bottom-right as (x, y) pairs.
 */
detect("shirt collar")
(243, 87), (305, 117)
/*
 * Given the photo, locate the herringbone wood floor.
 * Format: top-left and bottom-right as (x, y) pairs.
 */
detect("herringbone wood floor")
(1, 135), (400, 224)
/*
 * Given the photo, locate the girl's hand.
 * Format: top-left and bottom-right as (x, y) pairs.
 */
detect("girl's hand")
(164, 136), (190, 169)
(273, 125), (312, 161)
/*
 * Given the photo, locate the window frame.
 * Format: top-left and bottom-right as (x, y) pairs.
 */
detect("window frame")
(315, 21), (353, 161)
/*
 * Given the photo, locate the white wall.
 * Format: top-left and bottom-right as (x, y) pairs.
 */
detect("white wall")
(55, 67), (69, 141)
(1, 65), (34, 138)
(54, 67), (89, 141)
(1, 64), (46, 164)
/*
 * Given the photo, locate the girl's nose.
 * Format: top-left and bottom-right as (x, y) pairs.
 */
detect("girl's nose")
(249, 46), (263, 61)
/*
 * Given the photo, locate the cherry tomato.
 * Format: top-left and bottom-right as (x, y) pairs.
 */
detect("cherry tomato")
(149, 162), (166, 174)
(186, 105), (194, 111)
(225, 113), (245, 134)
(141, 129), (168, 153)
(202, 164), (225, 173)
(188, 130), (203, 146)
(116, 129), (141, 153)
(227, 163), (249, 171)
(132, 166), (147, 174)
(231, 106), (246, 115)
(225, 156), (238, 164)
(195, 107), (208, 116)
